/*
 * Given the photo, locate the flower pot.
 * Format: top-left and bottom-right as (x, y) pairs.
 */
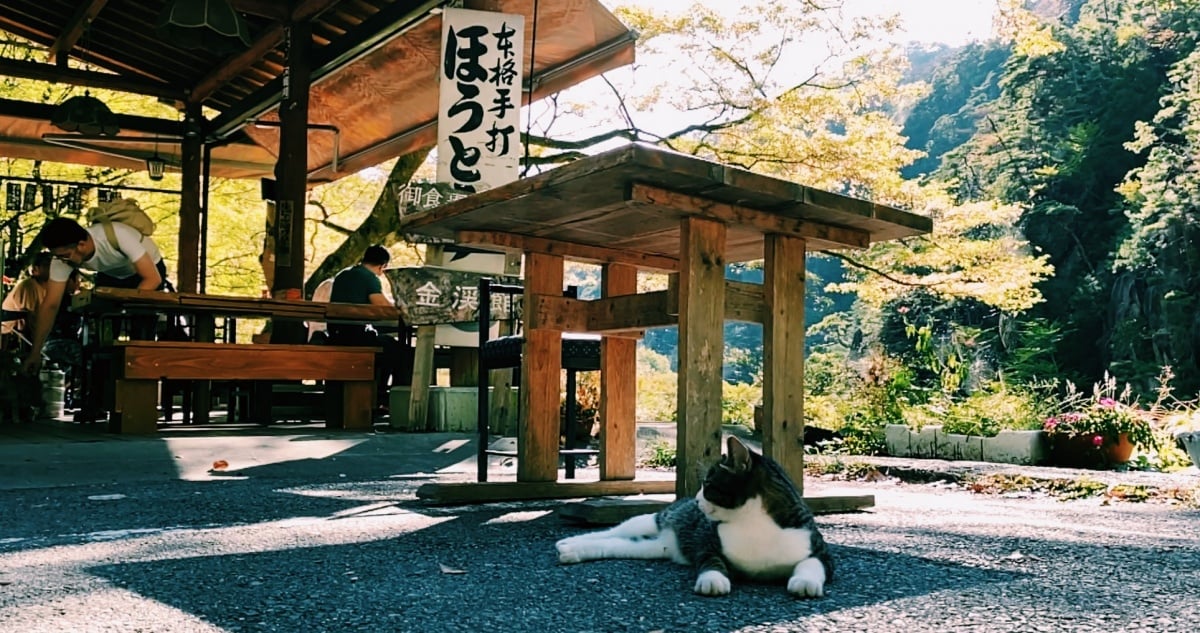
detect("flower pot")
(1049, 433), (1133, 469)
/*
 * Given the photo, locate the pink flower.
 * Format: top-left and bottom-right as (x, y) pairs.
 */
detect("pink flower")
(898, 306), (909, 314)
(1098, 398), (1117, 407)
(1043, 418), (1059, 430)
(1092, 435), (1104, 447)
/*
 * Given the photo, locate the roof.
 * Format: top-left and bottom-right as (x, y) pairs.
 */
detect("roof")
(0, 0), (635, 183)
(398, 143), (933, 266)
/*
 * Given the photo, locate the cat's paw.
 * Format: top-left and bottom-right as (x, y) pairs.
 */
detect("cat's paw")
(693, 570), (731, 596)
(556, 540), (585, 564)
(787, 558), (826, 598)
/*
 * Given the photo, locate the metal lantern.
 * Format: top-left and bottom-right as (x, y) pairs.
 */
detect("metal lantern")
(50, 93), (120, 136)
(156, 0), (253, 54)
(146, 155), (167, 181)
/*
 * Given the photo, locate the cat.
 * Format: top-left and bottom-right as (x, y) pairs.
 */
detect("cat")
(555, 435), (834, 597)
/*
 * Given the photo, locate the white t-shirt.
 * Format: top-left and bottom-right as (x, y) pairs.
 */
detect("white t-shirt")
(49, 222), (163, 282)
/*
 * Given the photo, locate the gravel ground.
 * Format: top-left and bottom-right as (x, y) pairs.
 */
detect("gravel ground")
(2, 463), (1199, 633)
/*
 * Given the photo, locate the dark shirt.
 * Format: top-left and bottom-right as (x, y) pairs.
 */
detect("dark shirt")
(328, 265), (382, 343)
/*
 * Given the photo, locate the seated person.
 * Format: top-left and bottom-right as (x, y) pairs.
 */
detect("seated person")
(2, 251), (52, 341)
(328, 245), (413, 411)
(306, 277), (335, 344)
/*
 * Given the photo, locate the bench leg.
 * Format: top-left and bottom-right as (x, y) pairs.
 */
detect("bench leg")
(111, 379), (159, 434)
(326, 381), (374, 430)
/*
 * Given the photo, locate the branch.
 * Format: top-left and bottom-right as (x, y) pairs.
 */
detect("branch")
(821, 249), (943, 288)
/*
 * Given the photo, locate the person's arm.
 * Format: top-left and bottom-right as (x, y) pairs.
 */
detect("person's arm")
(367, 292), (391, 306)
(131, 253), (162, 290)
(21, 279), (65, 374)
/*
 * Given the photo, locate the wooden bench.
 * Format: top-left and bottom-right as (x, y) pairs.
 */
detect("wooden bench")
(109, 341), (378, 434)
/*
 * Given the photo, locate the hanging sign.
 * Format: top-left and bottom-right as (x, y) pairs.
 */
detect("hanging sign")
(394, 181), (468, 244)
(437, 8), (525, 193)
(4, 183), (19, 211)
(41, 185), (55, 215)
(22, 184), (37, 212)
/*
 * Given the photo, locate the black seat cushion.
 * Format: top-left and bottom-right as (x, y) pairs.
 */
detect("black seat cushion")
(481, 336), (600, 371)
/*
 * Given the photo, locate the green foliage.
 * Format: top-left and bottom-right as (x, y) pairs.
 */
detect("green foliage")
(721, 381), (761, 428)
(641, 441), (678, 469)
(935, 388), (1051, 437)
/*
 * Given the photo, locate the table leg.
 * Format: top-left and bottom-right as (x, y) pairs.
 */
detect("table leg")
(327, 380), (374, 430)
(519, 251), (563, 482)
(676, 217), (727, 498)
(600, 263), (637, 480)
(763, 234), (807, 492)
(111, 378), (159, 434)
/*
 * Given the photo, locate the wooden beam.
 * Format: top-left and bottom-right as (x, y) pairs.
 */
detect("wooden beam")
(415, 479), (676, 504)
(628, 183), (871, 249)
(190, 24), (284, 105)
(525, 293), (589, 332)
(0, 58), (183, 102)
(232, 0), (289, 20)
(457, 230), (679, 271)
(190, 0), (342, 105)
(528, 283), (765, 335)
(48, 0), (108, 65)
(725, 280), (765, 323)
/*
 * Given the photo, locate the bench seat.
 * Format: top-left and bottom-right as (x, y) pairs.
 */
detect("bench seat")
(110, 341), (378, 434)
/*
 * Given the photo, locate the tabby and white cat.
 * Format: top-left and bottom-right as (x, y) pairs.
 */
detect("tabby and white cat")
(556, 435), (834, 597)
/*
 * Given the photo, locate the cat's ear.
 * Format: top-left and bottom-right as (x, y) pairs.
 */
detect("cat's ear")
(726, 436), (751, 472)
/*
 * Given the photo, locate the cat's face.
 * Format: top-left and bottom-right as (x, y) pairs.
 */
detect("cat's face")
(695, 436), (756, 522)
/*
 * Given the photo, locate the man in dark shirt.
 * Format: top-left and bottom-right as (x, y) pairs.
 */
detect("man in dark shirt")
(328, 245), (413, 411)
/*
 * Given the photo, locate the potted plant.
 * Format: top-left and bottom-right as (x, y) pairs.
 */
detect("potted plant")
(1043, 397), (1156, 468)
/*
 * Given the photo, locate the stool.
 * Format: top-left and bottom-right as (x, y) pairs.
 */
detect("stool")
(476, 279), (601, 481)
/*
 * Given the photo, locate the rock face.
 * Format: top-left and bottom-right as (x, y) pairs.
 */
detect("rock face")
(885, 424), (1050, 465)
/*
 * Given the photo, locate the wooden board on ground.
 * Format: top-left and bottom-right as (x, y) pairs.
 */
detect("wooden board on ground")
(415, 479), (675, 504)
(556, 494), (876, 525)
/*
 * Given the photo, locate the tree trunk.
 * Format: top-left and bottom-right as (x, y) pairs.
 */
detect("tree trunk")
(303, 147), (431, 297)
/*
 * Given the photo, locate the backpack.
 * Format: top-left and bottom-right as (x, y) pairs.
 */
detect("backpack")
(86, 198), (155, 250)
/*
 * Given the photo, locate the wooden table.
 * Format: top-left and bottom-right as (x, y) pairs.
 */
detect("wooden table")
(70, 288), (403, 428)
(398, 144), (931, 503)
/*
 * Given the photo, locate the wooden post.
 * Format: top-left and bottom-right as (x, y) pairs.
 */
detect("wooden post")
(519, 251), (563, 482)
(177, 102), (203, 294)
(676, 217), (726, 498)
(763, 234), (807, 492)
(406, 245), (444, 431)
(269, 20), (312, 344)
(600, 262), (637, 480)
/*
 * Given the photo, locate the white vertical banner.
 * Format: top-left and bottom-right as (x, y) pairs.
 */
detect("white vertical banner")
(437, 8), (525, 193)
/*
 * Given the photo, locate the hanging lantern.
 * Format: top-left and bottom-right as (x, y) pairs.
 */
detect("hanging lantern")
(156, 0), (253, 54)
(146, 137), (167, 181)
(146, 156), (167, 181)
(50, 92), (121, 136)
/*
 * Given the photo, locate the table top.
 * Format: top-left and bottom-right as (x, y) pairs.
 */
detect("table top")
(72, 288), (403, 324)
(397, 144), (932, 264)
